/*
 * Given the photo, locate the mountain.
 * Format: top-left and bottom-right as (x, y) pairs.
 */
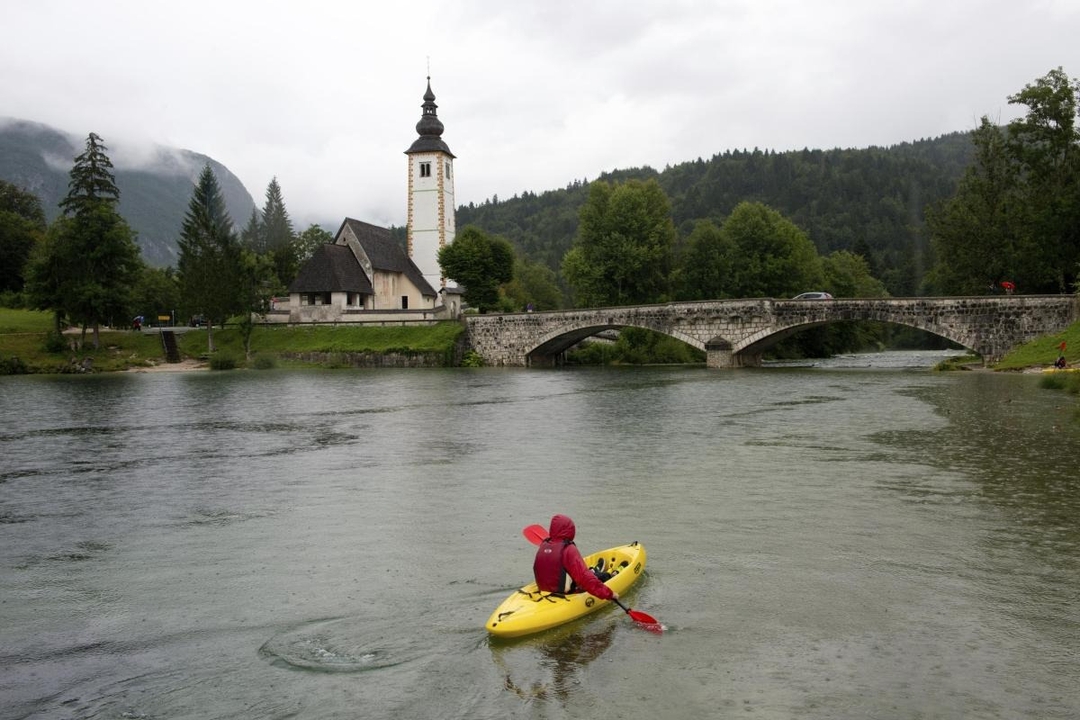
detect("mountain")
(0, 119), (256, 268)
(457, 132), (976, 296)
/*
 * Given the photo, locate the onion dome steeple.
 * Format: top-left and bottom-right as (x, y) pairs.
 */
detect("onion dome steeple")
(405, 77), (455, 157)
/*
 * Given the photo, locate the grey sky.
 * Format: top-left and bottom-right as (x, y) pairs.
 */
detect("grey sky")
(3, 1), (1077, 229)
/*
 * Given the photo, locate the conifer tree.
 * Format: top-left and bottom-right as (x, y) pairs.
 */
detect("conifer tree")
(240, 207), (263, 251)
(59, 132), (120, 215)
(25, 132), (142, 347)
(177, 164), (242, 352)
(259, 177), (297, 288)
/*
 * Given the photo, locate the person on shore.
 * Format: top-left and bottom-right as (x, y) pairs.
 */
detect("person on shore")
(533, 514), (617, 601)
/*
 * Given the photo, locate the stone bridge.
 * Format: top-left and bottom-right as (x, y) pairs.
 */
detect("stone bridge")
(465, 296), (1079, 368)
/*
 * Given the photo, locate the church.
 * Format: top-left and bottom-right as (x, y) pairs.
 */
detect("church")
(281, 78), (462, 323)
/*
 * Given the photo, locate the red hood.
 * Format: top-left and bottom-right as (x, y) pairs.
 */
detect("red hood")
(548, 514), (576, 542)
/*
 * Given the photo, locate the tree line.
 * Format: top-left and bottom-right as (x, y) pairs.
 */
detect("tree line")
(448, 69), (1079, 313)
(3, 68), (1076, 361)
(1, 134), (330, 355)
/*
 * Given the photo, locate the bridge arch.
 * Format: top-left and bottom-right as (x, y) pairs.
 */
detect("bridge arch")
(527, 320), (705, 366)
(728, 308), (978, 366)
(464, 296), (1079, 368)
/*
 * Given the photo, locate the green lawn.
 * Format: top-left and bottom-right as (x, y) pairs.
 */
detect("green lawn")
(995, 322), (1078, 370)
(0, 308), (56, 334)
(1, 315), (466, 373)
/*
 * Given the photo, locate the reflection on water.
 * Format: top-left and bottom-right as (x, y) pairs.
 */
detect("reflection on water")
(1, 357), (1078, 719)
(493, 625), (616, 703)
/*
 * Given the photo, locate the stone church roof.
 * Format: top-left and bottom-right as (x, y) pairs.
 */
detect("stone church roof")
(288, 244), (373, 294)
(340, 218), (437, 297)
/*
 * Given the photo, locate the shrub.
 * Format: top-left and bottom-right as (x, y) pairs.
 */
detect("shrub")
(251, 354), (277, 370)
(43, 330), (68, 353)
(0, 355), (28, 375)
(209, 353), (238, 371)
(460, 350), (484, 367)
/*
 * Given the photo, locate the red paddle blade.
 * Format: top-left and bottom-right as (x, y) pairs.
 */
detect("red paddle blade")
(627, 609), (658, 624)
(522, 524), (547, 545)
(628, 610), (663, 633)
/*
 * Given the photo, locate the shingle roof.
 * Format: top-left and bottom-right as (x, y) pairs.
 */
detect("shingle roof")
(288, 244), (374, 294)
(339, 218), (437, 297)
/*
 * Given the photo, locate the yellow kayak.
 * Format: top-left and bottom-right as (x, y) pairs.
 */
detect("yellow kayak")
(485, 541), (647, 638)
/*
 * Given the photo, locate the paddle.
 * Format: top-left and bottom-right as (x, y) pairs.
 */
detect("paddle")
(522, 524), (547, 545)
(521, 524), (662, 632)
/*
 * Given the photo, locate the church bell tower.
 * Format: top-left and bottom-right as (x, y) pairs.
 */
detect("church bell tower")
(405, 77), (456, 292)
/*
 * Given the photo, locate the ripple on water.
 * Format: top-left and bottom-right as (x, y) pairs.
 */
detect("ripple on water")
(259, 616), (425, 673)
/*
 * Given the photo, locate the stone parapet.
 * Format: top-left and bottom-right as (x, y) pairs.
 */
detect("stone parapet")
(466, 296), (1079, 368)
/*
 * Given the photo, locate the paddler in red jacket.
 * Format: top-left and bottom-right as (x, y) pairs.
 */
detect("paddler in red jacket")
(533, 514), (618, 601)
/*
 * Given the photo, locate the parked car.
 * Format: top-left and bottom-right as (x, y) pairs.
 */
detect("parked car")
(189, 315), (207, 327)
(792, 291), (833, 300)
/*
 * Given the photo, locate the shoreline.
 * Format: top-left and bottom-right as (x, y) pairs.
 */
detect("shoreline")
(127, 359), (208, 373)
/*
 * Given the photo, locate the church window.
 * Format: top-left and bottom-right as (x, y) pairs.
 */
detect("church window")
(420, 161), (431, 178)
(445, 161), (452, 178)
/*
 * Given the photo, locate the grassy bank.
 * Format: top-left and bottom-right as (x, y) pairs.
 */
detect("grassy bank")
(0, 309), (466, 373)
(993, 323), (1078, 371)
(3, 306), (1078, 375)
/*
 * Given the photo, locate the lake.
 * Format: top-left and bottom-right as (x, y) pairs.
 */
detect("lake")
(1, 352), (1078, 719)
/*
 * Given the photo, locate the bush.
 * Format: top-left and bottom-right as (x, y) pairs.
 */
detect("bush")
(43, 330), (68, 353)
(0, 355), (28, 374)
(460, 350), (484, 367)
(0, 291), (26, 309)
(1038, 372), (1080, 394)
(251, 353), (277, 370)
(566, 341), (618, 365)
(209, 353), (238, 371)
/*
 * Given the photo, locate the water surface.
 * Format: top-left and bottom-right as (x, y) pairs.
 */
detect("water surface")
(2, 353), (1078, 719)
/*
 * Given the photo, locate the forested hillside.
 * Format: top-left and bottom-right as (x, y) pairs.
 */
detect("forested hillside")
(458, 132), (974, 296)
(0, 119), (255, 268)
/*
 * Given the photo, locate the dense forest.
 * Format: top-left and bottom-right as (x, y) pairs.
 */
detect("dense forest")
(458, 132), (975, 297)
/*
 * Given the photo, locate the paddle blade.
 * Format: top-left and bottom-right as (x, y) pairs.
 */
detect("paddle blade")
(627, 608), (658, 625)
(522, 524), (547, 546)
(614, 598), (663, 633)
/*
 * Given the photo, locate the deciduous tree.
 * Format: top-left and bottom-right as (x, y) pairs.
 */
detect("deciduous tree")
(672, 219), (736, 300)
(500, 257), (565, 311)
(561, 179), (676, 307)
(929, 68), (1080, 294)
(438, 225), (514, 312)
(295, 224), (334, 266)
(721, 201), (824, 298)
(0, 180), (47, 294)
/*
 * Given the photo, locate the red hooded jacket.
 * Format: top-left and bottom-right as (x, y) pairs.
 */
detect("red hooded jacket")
(532, 514), (614, 600)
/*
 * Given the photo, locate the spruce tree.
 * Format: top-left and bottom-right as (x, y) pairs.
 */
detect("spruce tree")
(177, 164), (242, 352)
(60, 132), (121, 215)
(260, 177), (297, 288)
(26, 132), (142, 347)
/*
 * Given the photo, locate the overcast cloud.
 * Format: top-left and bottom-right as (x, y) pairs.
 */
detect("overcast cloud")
(3, 1), (1078, 229)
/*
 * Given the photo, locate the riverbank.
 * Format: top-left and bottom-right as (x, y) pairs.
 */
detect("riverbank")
(2, 307), (1077, 375)
(0, 310), (467, 374)
(128, 358), (208, 372)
